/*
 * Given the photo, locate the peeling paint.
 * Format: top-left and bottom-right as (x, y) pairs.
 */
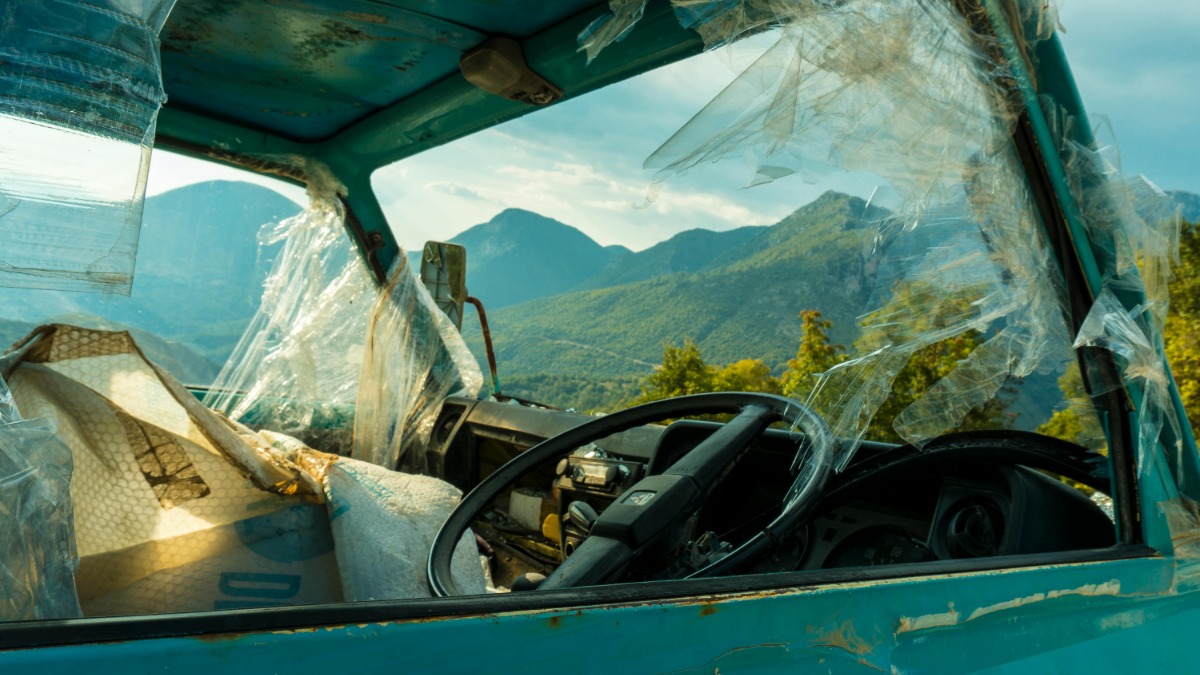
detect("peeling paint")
(896, 581), (1123, 635)
(964, 580), (1121, 621)
(896, 602), (958, 634)
(1097, 609), (1148, 631)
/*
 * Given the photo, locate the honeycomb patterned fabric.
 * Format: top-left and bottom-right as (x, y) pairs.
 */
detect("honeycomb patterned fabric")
(3, 324), (485, 618)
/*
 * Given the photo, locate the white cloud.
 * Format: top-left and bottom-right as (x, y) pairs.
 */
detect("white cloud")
(426, 180), (493, 203)
(648, 190), (770, 227)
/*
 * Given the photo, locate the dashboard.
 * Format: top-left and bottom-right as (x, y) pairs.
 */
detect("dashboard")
(422, 397), (1115, 588)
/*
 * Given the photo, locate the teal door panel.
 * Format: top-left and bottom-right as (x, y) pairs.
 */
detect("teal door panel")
(4, 556), (1193, 673)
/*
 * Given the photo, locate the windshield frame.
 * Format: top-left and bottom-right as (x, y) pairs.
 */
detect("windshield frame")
(149, 0), (1166, 541)
(1, 0), (1192, 650)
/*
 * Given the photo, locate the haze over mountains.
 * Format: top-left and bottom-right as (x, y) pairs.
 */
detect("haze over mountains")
(1169, 190), (1200, 223)
(447, 188), (1200, 420)
(455, 192), (886, 376)
(0, 181), (300, 383)
(2, 179), (1195, 425)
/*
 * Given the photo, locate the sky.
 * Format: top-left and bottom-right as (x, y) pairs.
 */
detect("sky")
(1055, 1), (1200, 198)
(146, 1), (1200, 253)
(369, 31), (860, 252)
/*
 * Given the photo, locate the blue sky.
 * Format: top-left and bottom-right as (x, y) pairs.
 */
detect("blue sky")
(148, 2), (1199, 253)
(1057, 1), (1199, 196)
(371, 32), (891, 251)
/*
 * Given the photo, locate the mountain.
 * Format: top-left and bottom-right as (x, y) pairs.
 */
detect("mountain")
(466, 192), (888, 381)
(577, 225), (765, 290)
(1169, 190), (1200, 223)
(456, 192), (1064, 429)
(448, 209), (630, 308)
(0, 180), (302, 383)
(121, 180), (300, 362)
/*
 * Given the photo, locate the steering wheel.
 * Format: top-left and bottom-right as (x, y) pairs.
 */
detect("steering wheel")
(428, 392), (835, 596)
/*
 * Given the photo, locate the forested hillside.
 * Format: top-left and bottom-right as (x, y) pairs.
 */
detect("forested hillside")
(464, 191), (886, 382)
(446, 193), (1024, 427)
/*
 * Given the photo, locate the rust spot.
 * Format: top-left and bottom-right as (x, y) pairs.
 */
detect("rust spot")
(547, 615), (563, 629)
(812, 620), (876, 657)
(699, 604), (718, 617)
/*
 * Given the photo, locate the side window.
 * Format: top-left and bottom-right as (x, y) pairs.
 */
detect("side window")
(0, 150), (305, 386)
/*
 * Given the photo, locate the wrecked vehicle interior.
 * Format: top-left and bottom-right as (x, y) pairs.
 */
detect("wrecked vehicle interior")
(3, 0), (1200, 670)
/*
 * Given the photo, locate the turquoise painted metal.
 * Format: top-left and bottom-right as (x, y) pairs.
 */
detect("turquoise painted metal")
(3, 0), (1200, 671)
(2, 557), (1196, 672)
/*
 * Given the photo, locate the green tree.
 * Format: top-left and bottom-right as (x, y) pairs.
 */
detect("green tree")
(634, 281), (1013, 443)
(1165, 221), (1200, 440)
(712, 358), (781, 394)
(636, 343), (781, 407)
(854, 282), (1011, 443)
(636, 339), (714, 403)
(780, 310), (847, 400)
(1036, 362), (1107, 451)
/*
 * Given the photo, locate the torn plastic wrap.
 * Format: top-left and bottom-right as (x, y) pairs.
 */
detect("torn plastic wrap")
(0, 0), (177, 294)
(1158, 497), (1200, 591)
(204, 165), (374, 454)
(1047, 109), (1190, 489)
(0, 370), (80, 621)
(354, 259), (484, 472)
(205, 160), (481, 466)
(578, 0), (650, 64)
(588, 0), (1074, 495)
(2, 324), (486, 615)
(1074, 285), (1181, 480)
(1044, 112), (1200, 581)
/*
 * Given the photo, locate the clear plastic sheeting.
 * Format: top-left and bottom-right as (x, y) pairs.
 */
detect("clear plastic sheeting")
(1159, 498), (1200, 590)
(2, 324), (485, 616)
(643, 1), (1018, 196)
(0, 373), (80, 621)
(578, 0), (649, 64)
(1074, 285), (1181, 477)
(355, 259), (484, 471)
(598, 0), (1072, 476)
(1047, 108), (1189, 487)
(204, 163), (372, 453)
(0, 0), (176, 294)
(205, 159), (481, 468)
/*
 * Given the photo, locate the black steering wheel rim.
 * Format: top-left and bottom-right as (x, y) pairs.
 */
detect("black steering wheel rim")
(428, 392), (835, 596)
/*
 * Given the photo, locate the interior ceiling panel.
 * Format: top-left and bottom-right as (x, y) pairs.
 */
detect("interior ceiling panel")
(160, 0), (597, 141)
